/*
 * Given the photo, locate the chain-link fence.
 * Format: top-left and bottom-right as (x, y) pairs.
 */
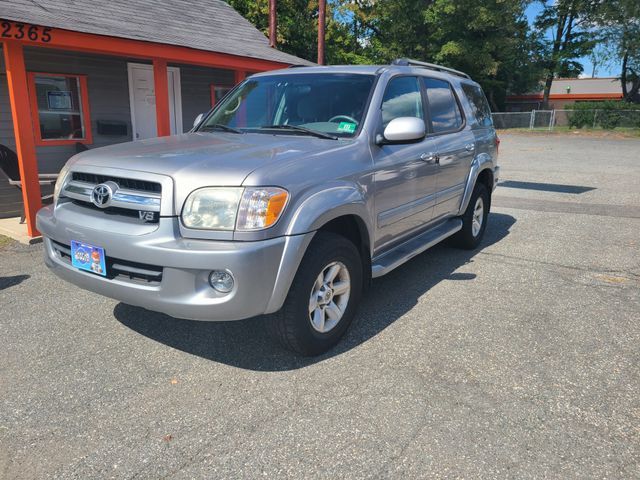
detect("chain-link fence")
(492, 109), (640, 130)
(490, 112), (533, 129)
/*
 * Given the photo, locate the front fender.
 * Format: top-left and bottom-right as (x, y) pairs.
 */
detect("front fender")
(264, 184), (372, 314)
(285, 183), (372, 240)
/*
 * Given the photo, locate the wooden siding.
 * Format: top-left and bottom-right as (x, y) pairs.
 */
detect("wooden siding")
(0, 46), (236, 218)
(177, 63), (235, 130)
(0, 48), (17, 150)
(0, 46), (21, 217)
(23, 47), (134, 173)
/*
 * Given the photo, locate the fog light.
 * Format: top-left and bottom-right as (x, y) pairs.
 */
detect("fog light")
(208, 270), (234, 293)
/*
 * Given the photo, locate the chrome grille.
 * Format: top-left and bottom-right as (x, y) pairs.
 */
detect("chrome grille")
(71, 172), (161, 193)
(62, 172), (162, 213)
(70, 200), (160, 223)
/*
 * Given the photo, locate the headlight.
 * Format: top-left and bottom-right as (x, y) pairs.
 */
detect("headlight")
(237, 187), (289, 230)
(53, 162), (72, 204)
(181, 187), (243, 230)
(181, 186), (289, 231)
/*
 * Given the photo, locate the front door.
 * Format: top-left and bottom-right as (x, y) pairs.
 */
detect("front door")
(127, 63), (183, 140)
(372, 76), (438, 253)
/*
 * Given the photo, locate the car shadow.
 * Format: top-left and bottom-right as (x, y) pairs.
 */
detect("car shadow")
(0, 274), (30, 291)
(114, 212), (516, 371)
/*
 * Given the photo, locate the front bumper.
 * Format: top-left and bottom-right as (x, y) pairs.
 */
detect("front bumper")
(36, 205), (313, 321)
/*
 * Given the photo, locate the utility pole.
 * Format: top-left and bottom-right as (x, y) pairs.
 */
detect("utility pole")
(318, 0), (326, 65)
(269, 0), (277, 48)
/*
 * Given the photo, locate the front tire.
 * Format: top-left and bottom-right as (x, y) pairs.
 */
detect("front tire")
(268, 231), (363, 356)
(450, 182), (490, 250)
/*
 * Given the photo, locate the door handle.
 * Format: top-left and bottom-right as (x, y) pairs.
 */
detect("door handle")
(420, 152), (439, 164)
(465, 143), (475, 152)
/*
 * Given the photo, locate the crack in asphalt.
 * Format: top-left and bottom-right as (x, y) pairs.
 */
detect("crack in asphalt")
(477, 251), (640, 284)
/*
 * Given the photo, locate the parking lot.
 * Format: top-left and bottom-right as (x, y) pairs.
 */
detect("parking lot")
(1, 133), (639, 479)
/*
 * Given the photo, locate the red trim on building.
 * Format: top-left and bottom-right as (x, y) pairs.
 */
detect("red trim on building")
(234, 70), (246, 84)
(0, 20), (289, 71)
(152, 59), (171, 137)
(1, 20), (293, 237)
(507, 93), (623, 101)
(27, 71), (93, 146)
(3, 41), (42, 237)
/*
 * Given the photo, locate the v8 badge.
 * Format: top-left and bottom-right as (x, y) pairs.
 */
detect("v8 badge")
(138, 211), (156, 222)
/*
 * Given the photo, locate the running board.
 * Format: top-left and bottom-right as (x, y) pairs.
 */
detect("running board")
(371, 218), (463, 278)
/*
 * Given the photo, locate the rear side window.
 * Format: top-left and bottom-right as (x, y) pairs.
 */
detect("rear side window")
(381, 76), (424, 128)
(424, 78), (463, 133)
(461, 83), (493, 127)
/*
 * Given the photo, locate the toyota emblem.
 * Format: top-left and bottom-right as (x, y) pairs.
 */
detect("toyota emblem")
(91, 183), (114, 208)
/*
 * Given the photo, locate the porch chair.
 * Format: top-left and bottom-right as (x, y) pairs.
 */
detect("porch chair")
(0, 144), (58, 224)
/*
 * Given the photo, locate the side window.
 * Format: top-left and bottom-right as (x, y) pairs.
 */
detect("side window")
(381, 76), (423, 129)
(424, 78), (463, 133)
(461, 83), (493, 127)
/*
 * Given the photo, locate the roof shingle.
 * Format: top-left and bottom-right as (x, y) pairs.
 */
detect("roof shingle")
(0, 0), (311, 65)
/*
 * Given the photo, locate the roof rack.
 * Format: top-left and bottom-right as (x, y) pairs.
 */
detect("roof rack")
(391, 58), (470, 79)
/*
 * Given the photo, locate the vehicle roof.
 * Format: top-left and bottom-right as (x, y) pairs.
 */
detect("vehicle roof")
(2, 0), (311, 66)
(251, 64), (477, 85)
(252, 65), (383, 76)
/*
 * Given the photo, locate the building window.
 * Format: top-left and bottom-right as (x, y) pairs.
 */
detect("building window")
(211, 84), (233, 107)
(28, 73), (92, 145)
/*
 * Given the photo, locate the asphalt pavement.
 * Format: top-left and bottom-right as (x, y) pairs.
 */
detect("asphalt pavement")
(1, 132), (639, 479)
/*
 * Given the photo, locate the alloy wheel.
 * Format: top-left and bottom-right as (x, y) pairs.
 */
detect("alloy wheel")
(308, 261), (351, 333)
(472, 197), (484, 237)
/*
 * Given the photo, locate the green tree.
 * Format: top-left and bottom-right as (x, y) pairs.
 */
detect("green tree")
(533, 0), (598, 107)
(421, 0), (543, 109)
(226, 0), (316, 60)
(225, 0), (359, 64)
(226, 0), (544, 110)
(592, 0), (640, 102)
(350, 0), (543, 109)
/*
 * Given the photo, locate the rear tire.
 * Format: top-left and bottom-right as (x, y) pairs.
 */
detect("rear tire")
(268, 231), (363, 356)
(450, 182), (489, 250)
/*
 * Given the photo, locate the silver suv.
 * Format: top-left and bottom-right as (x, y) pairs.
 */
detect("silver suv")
(37, 59), (499, 355)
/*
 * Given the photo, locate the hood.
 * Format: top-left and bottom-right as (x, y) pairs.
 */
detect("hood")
(71, 132), (353, 187)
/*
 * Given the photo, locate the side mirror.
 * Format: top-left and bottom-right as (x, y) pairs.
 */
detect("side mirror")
(378, 117), (426, 144)
(193, 113), (205, 129)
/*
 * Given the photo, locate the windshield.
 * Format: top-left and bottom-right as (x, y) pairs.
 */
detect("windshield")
(199, 73), (375, 138)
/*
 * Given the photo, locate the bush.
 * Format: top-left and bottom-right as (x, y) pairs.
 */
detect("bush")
(566, 101), (640, 129)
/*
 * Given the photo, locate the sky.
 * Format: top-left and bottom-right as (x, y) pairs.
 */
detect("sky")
(525, 2), (619, 78)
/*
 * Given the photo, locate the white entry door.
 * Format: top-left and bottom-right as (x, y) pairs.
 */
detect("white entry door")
(127, 63), (183, 140)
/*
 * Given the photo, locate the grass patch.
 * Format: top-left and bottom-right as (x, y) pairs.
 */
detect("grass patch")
(0, 234), (14, 248)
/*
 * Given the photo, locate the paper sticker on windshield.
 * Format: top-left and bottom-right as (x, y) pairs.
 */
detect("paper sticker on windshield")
(337, 122), (357, 134)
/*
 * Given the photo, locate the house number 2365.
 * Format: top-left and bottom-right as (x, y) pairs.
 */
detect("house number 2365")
(1, 21), (53, 42)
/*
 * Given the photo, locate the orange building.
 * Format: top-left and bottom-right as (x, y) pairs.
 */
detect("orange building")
(1, 1), (308, 236)
(505, 77), (624, 112)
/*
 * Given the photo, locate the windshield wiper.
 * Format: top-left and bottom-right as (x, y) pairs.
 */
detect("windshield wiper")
(259, 124), (338, 140)
(200, 123), (244, 134)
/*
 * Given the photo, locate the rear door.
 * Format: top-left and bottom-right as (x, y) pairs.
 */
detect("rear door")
(423, 77), (475, 219)
(460, 82), (498, 169)
(372, 76), (439, 252)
